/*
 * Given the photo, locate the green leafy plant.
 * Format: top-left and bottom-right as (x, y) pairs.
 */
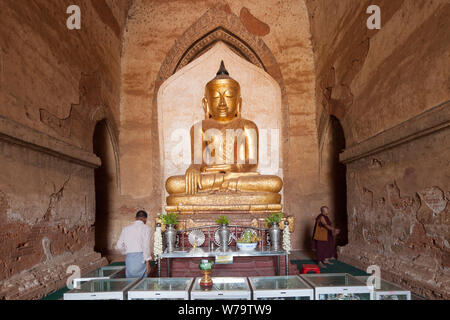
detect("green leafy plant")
(159, 213), (178, 225)
(265, 212), (283, 226)
(237, 230), (261, 243)
(216, 215), (230, 225)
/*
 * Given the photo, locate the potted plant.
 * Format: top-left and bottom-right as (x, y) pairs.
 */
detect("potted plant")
(159, 213), (178, 252)
(265, 212), (283, 250)
(215, 215), (230, 225)
(160, 212), (178, 226)
(215, 216), (231, 251)
(237, 229), (261, 251)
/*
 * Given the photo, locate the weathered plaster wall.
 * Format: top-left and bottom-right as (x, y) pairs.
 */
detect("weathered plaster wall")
(306, 0), (449, 299)
(0, 0), (131, 299)
(120, 0), (323, 252)
(0, 140), (105, 299)
(340, 112), (449, 299)
(306, 0), (449, 145)
(0, 0), (130, 150)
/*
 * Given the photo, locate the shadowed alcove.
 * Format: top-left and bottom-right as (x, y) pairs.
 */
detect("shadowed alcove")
(328, 116), (347, 246)
(93, 120), (118, 256)
(315, 114), (348, 250)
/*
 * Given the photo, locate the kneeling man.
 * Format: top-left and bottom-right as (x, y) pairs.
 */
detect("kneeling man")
(115, 210), (152, 278)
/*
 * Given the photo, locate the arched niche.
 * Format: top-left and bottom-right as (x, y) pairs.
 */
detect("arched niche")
(149, 8), (290, 212)
(157, 42), (283, 207)
(90, 107), (121, 191)
(93, 119), (119, 256)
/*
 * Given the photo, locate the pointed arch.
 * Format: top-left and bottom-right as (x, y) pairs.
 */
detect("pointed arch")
(174, 27), (265, 73)
(151, 7), (290, 206)
(91, 107), (121, 191)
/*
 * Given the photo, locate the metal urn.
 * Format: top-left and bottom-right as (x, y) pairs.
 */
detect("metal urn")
(269, 223), (281, 250)
(165, 224), (177, 253)
(218, 224), (231, 251)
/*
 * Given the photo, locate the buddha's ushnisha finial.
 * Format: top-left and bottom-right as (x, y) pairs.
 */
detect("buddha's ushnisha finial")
(214, 60), (231, 79)
(217, 60), (229, 76)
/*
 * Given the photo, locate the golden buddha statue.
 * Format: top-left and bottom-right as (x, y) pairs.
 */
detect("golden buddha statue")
(165, 61), (283, 213)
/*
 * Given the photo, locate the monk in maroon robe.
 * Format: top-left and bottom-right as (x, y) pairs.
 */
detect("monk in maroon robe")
(312, 206), (340, 268)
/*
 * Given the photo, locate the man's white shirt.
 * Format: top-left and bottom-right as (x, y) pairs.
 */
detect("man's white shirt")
(115, 220), (152, 262)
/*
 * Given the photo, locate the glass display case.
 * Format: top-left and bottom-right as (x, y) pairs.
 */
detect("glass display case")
(72, 266), (125, 288)
(190, 277), (251, 300)
(127, 277), (194, 300)
(63, 278), (140, 300)
(249, 276), (314, 300)
(355, 276), (411, 300)
(300, 273), (373, 300)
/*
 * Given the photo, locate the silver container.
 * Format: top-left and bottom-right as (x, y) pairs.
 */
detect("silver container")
(269, 223), (281, 250)
(165, 224), (177, 253)
(218, 224), (231, 251)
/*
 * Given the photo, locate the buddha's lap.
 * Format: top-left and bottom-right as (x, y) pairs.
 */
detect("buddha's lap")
(165, 173), (282, 193)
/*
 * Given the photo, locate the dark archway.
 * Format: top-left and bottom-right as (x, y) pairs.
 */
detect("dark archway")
(329, 115), (348, 246)
(93, 120), (116, 256)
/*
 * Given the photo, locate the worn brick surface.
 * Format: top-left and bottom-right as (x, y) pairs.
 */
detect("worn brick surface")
(0, 0), (130, 300)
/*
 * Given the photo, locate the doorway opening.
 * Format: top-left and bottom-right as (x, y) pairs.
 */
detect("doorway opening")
(93, 120), (117, 256)
(328, 115), (348, 246)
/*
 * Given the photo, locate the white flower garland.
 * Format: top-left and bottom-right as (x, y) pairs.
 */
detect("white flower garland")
(153, 225), (163, 260)
(282, 223), (291, 254)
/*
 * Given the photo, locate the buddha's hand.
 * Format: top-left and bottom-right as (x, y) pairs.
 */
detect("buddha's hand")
(185, 165), (203, 194)
(203, 164), (232, 173)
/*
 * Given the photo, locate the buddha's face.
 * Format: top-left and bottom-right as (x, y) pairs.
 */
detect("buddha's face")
(203, 79), (241, 121)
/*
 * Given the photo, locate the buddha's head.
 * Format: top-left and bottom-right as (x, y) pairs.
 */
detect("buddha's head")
(203, 61), (242, 122)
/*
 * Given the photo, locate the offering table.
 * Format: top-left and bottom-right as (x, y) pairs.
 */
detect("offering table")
(157, 246), (289, 278)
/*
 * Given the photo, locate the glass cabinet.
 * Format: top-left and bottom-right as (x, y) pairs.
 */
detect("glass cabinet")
(72, 266), (125, 288)
(356, 276), (411, 300)
(300, 273), (373, 300)
(63, 278), (139, 300)
(249, 276), (314, 300)
(127, 277), (194, 300)
(190, 277), (251, 300)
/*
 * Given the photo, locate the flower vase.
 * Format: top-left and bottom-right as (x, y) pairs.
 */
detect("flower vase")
(165, 224), (177, 253)
(269, 223), (281, 250)
(218, 224), (230, 251)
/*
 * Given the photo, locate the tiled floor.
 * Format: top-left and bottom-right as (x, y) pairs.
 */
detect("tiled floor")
(289, 250), (316, 260)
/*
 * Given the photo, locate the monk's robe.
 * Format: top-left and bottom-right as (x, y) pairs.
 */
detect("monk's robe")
(312, 213), (336, 262)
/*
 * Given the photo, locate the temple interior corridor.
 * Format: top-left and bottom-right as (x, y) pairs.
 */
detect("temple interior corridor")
(0, 0), (448, 300)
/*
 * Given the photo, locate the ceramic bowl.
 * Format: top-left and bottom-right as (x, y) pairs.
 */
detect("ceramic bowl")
(237, 243), (258, 251)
